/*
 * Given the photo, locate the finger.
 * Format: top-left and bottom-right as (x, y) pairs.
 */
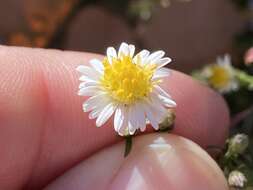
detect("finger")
(0, 46), (229, 190)
(44, 134), (229, 190)
(163, 70), (229, 149)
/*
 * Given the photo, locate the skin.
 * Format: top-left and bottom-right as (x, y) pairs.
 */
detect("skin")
(0, 45), (229, 190)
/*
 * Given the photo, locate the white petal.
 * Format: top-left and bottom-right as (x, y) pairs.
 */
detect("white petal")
(153, 85), (171, 99)
(89, 110), (100, 120)
(149, 95), (168, 122)
(140, 49), (150, 58)
(79, 82), (86, 89)
(138, 49), (150, 58)
(152, 68), (171, 80)
(78, 86), (101, 96)
(224, 54), (231, 64)
(156, 57), (172, 68)
(153, 86), (176, 107)
(96, 103), (117, 127)
(114, 106), (124, 132)
(134, 102), (146, 132)
(118, 107), (129, 136)
(150, 93), (164, 108)
(217, 54), (231, 66)
(146, 50), (165, 63)
(142, 102), (159, 130)
(87, 96), (111, 119)
(89, 105), (104, 119)
(128, 105), (139, 135)
(118, 42), (129, 57)
(88, 101), (109, 119)
(129, 44), (135, 58)
(158, 95), (177, 107)
(76, 65), (95, 75)
(76, 65), (100, 81)
(107, 47), (117, 58)
(147, 95), (168, 124)
(82, 93), (107, 112)
(133, 49), (150, 64)
(79, 81), (99, 89)
(107, 47), (117, 64)
(76, 65), (88, 73)
(89, 59), (104, 73)
(79, 75), (98, 82)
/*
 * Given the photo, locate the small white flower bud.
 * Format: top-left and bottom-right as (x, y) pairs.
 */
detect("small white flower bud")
(159, 109), (176, 131)
(228, 134), (249, 155)
(228, 170), (247, 188)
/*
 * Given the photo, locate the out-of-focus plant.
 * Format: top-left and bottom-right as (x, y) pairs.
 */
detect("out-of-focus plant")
(192, 47), (253, 189)
(128, 0), (191, 23)
(192, 52), (253, 113)
(218, 134), (252, 189)
(193, 1), (253, 181)
(192, 54), (253, 95)
(192, 55), (239, 94)
(231, 0), (251, 9)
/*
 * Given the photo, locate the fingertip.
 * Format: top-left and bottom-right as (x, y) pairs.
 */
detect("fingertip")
(110, 134), (228, 190)
(45, 134), (229, 190)
(163, 70), (230, 149)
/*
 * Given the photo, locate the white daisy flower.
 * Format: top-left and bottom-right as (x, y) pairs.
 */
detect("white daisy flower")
(77, 42), (176, 136)
(201, 54), (238, 94)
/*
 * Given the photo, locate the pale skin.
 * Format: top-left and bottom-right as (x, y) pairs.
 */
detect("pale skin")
(0, 45), (230, 190)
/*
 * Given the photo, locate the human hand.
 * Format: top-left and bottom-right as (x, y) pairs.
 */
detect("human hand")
(0, 45), (229, 190)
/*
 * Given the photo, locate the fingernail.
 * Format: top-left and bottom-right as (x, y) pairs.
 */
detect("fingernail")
(109, 134), (228, 190)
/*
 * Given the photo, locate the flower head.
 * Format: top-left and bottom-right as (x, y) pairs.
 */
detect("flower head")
(77, 42), (176, 136)
(201, 54), (238, 93)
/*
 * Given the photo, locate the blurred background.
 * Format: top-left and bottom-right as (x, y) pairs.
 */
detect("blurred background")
(0, 0), (252, 72)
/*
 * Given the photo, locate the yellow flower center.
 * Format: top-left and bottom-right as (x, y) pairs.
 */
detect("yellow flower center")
(208, 65), (231, 89)
(101, 55), (157, 104)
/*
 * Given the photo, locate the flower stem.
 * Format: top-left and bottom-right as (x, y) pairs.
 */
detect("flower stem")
(124, 135), (133, 157)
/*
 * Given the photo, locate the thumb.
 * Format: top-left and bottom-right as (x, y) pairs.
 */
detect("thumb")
(44, 134), (228, 190)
